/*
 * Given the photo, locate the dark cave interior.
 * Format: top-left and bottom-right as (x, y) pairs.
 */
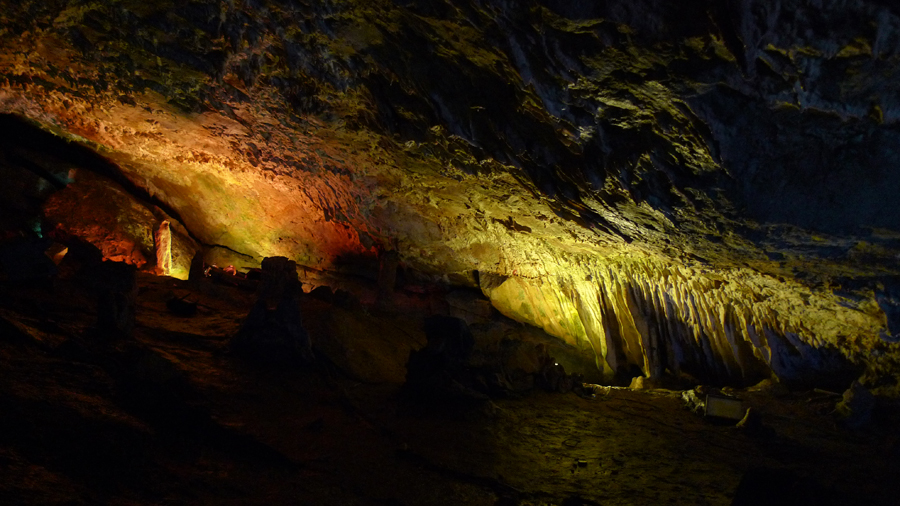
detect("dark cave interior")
(2, 0), (900, 504)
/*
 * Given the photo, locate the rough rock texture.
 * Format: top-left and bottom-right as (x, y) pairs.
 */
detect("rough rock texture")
(43, 170), (157, 269)
(481, 254), (873, 387)
(1, 0), (899, 389)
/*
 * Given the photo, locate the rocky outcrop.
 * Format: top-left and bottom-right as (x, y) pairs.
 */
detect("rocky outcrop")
(42, 170), (198, 278)
(1, 0), (899, 390)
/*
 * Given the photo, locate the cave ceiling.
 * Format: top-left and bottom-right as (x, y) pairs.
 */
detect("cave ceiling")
(2, 0), (900, 389)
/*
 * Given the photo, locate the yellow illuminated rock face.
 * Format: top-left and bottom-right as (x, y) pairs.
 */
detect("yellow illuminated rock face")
(1, 0), (899, 390)
(481, 253), (883, 386)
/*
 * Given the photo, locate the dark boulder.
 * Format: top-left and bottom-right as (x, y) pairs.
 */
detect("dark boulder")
(404, 316), (478, 400)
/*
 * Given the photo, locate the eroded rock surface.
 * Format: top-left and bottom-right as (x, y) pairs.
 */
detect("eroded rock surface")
(1, 0), (899, 389)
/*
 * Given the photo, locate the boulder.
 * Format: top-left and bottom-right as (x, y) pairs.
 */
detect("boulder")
(834, 380), (875, 429)
(0, 237), (58, 281)
(404, 316), (477, 399)
(682, 388), (706, 415)
(629, 375), (646, 390)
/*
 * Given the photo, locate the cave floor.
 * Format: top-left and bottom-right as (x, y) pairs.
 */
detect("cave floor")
(1, 273), (898, 506)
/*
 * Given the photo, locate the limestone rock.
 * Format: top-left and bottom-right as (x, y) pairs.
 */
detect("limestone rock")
(1, 0), (899, 390)
(682, 389), (707, 415)
(404, 316), (478, 399)
(94, 260), (137, 340)
(629, 376), (646, 390)
(165, 295), (198, 318)
(42, 170), (197, 278)
(835, 380), (876, 429)
(230, 256), (313, 365)
(312, 304), (424, 384)
(375, 249), (400, 311)
(445, 289), (494, 325)
(43, 171), (156, 269)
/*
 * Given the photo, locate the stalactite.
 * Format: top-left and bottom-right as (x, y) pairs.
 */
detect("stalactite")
(481, 254), (867, 386)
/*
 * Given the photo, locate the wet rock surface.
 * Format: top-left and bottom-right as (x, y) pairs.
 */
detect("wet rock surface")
(835, 380), (876, 429)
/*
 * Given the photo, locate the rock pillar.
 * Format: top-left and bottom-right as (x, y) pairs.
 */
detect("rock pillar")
(376, 249), (400, 311)
(230, 256), (313, 364)
(95, 260), (137, 339)
(154, 220), (171, 276)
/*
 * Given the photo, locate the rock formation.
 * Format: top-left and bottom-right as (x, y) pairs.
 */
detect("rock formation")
(94, 260), (137, 340)
(1, 0), (899, 390)
(230, 255), (314, 365)
(154, 219), (172, 276)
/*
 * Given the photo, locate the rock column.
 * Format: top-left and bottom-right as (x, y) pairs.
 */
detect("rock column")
(376, 249), (400, 311)
(95, 260), (137, 339)
(154, 220), (171, 276)
(230, 256), (313, 364)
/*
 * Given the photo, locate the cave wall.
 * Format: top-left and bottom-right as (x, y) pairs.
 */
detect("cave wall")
(1, 0), (899, 389)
